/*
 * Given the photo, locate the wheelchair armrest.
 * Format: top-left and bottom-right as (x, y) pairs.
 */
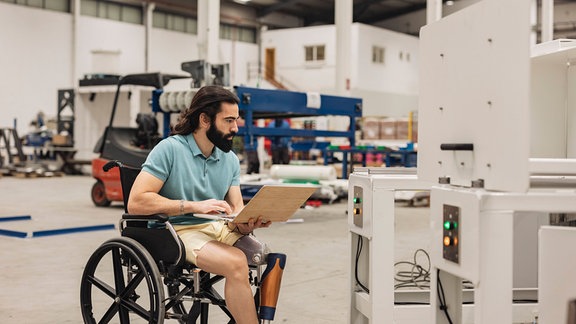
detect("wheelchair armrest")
(122, 213), (170, 223)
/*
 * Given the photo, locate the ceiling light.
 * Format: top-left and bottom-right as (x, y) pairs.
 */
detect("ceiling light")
(445, 1), (455, 5)
(234, 0), (252, 3)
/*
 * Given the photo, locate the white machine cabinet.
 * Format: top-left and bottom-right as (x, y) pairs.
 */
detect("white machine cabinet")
(348, 168), (432, 324)
(418, 0), (576, 323)
(429, 186), (575, 324)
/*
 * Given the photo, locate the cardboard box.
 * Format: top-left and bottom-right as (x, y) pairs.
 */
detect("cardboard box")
(362, 117), (381, 140)
(52, 135), (70, 146)
(379, 118), (397, 139)
(396, 118), (410, 140)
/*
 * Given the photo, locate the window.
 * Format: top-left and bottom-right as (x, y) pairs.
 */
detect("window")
(153, 10), (197, 34)
(152, 9), (255, 43)
(372, 46), (385, 64)
(398, 50), (411, 62)
(1, 0), (69, 12)
(121, 5), (141, 24)
(238, 26), (256, 43)
(220, 23), (257, 44)
(220, 24), (232, 39)
(304, 45), (326, 62)
(81, 0), (142, 25)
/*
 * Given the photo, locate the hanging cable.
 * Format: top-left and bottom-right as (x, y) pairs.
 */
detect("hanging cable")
(437, 269), (454, 324)
(355, 235), (369, 293)
(394, 248), (431, 290)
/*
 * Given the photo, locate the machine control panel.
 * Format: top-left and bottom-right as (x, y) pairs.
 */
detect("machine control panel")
(443, 204), (460, 264)
(353, 186), (363, 228)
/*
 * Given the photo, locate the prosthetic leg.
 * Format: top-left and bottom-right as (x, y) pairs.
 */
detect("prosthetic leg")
(234, 235), (286, 322)
(258, 253), (286, 322)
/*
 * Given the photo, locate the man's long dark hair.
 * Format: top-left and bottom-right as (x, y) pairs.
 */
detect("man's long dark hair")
(171, 86), (239, 136)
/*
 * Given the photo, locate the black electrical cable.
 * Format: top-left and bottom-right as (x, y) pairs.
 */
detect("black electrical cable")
(355, 235), (369, 293)
(437, 269), (454, 324)
(394, 301), (430, 305)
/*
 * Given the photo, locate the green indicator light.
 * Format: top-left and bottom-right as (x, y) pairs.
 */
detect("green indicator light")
(443, 221), (451, 230)
(354, 197), (362, 204)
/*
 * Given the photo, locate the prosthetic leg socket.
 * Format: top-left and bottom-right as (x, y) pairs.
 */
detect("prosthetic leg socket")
(259, 253), (286, 321)
(233, 234), (270, 266)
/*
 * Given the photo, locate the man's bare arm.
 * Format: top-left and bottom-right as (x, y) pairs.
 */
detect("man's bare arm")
(225, 185), (244, 215)
(128, 171), (232, 216)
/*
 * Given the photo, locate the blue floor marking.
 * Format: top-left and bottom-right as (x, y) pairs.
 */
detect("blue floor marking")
(0, 215), (32, 222)
(0, 228), (28, 238)
(0, 224), (115, 238)
(32, 224), (115, 238)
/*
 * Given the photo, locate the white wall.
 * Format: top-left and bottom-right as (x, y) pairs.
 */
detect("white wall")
(0, 3), (257, 158)
(77, 16), (146, 76)
(353, 24), (419, 117)
(150, 29), (199, 75)
(261, 23), (419, 117)
(149, 28), (257, 84)
(261, 25), (336, 93)
(0, 3), (72, 134)
(354, 24), (418, 94)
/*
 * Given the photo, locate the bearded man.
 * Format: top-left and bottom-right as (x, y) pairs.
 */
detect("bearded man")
(128, 85), (270, 324)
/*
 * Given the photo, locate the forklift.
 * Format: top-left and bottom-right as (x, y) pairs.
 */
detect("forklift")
(90, 73), (187, 206)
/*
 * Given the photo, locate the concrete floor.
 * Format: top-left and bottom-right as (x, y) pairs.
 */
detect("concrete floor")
(0, 175), (430, 323)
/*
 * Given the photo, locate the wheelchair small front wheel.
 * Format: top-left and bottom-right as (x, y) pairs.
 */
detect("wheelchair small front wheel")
(80, 237), (165, 323)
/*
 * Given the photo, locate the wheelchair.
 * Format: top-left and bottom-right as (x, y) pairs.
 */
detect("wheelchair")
(80, 160), (286, 323)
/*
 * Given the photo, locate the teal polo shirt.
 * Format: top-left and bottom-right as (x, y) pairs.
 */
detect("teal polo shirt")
(141, 134), (240, 225)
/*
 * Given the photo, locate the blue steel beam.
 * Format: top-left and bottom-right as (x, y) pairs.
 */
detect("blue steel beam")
(235, 86), (362, 117)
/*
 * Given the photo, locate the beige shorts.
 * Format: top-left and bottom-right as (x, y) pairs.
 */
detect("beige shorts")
(174, 220), (243, 264)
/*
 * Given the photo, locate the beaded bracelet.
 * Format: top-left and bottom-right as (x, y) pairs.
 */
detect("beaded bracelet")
(179, 200), (185, 215)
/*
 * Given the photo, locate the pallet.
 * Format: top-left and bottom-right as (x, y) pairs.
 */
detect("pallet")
(8, 169), (64, 178)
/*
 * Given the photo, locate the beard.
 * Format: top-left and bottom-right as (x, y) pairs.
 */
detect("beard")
(207, 121), (235, 153)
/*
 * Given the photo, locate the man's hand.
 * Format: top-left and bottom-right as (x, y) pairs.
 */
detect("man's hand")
(231, 216), (271, 235)
(193, 199), (233, 215)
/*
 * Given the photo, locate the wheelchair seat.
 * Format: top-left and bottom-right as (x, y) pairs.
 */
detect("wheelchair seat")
(80, 160), (286, 324)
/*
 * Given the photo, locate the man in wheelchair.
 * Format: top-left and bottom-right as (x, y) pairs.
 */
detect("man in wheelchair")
(82, 86), (285, 324)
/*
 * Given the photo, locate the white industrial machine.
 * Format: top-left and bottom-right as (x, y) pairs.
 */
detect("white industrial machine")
(348, 168), (432, 323)
(347, 171), (549, 324)
(539, 226), (576, 324)
(417, 0), (576, 323)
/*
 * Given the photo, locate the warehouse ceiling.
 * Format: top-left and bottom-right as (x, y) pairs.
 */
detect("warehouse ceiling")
(145, 0), (434, 26)
(223, 0), (431, 26)
(134, 0), (576, 38)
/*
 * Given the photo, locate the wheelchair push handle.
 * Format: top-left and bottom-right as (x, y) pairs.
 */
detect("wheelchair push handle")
(103, 160), (123, 172)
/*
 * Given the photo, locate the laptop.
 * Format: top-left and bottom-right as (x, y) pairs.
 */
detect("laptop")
(194, 185), (317, 223)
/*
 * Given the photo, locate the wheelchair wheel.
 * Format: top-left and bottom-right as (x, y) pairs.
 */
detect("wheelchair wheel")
(80, 237), (165, 323)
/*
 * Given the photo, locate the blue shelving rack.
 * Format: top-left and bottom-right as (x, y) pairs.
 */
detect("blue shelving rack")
(234, 86), (363, 151)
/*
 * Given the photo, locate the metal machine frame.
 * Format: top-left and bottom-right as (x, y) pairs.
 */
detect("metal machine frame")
(348, 168), (433, 323)
(429, 186), (566, 324)
(417, 0), (576, 323)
